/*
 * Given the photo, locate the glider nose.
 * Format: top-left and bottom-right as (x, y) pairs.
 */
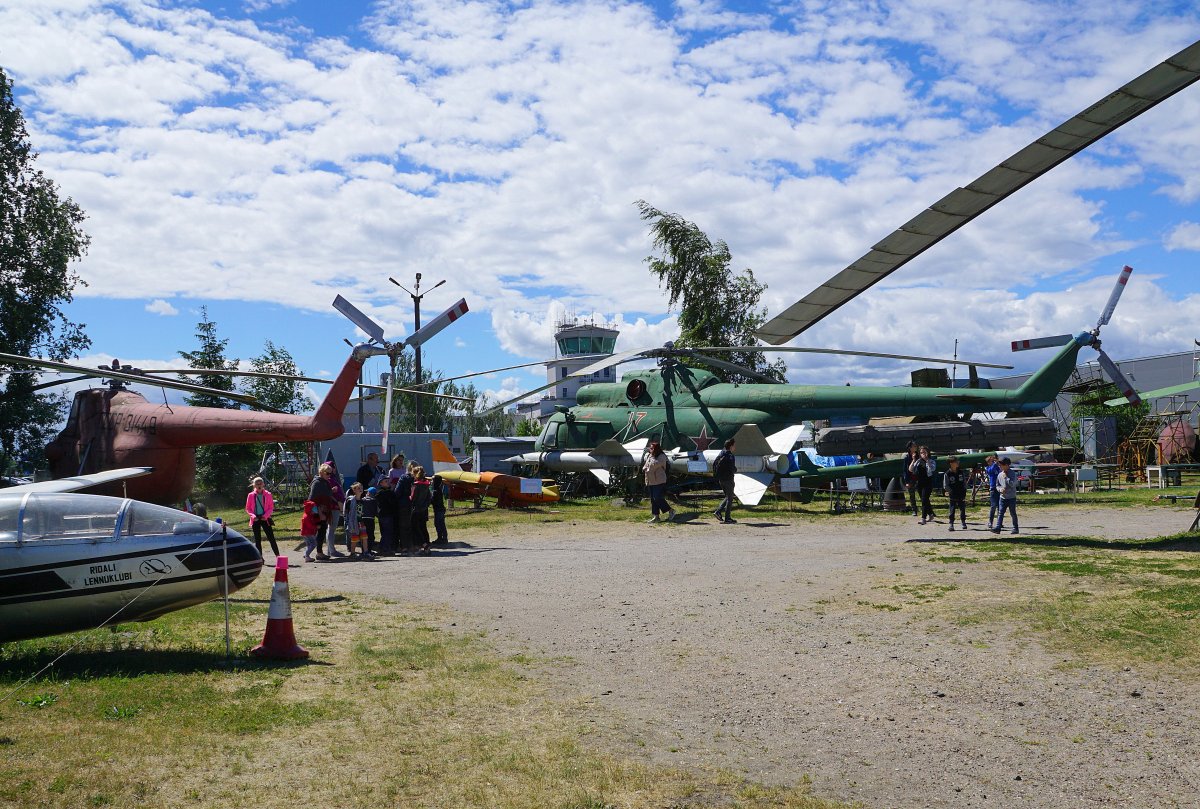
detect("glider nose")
(221, 527), (264, 591)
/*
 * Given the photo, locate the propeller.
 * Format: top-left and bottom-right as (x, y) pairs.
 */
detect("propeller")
(1010, 265), (1140, 405)
(0, 351), (281, 411)
(330, 294), (471, 454)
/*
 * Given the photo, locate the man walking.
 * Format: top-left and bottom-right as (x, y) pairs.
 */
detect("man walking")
(712, 438), (738, 524)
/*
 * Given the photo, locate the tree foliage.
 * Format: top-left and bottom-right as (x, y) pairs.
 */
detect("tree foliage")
(177, 307), (258, 501)
(247, 339), (308, 414)
(0, 66), (91, 473)
(385, 350), (514, 440)
(1068, 382), (1150, 449)
(635, 200), (785, 383)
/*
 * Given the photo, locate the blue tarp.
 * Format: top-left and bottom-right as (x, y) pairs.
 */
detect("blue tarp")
(788, 448), (859, 473)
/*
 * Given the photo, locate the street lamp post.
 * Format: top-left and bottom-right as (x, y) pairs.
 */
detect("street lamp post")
(389, 272), (445, 432)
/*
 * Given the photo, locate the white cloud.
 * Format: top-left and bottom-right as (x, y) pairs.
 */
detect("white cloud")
(0, 0), (1197, 385)
(144, 298), (179, 316)
(1165, 221), (1200, 251)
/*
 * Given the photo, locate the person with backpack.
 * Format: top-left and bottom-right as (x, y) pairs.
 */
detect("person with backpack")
(712, 438), (738, 524)
(409, 465), (433, 556)
(943, 455), (969, 531)
(431, 474), (449, 545)
(991, 457), (1020, 534)
(983, 454), (1002, 530)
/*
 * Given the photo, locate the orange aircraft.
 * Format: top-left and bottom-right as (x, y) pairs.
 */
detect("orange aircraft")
(430, 439), (559, 507)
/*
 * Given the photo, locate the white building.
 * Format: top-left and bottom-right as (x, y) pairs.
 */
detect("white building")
(515, 316), (620, 424)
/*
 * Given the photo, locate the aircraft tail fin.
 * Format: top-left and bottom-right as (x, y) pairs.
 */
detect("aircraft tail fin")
(733, 472), (773, 506)
(430, 439), (462, 474)
(731, 424), (772, 456)
(793, 450), (820, 473)
(590, 469), (611, 485)
(592, 439), (630, 457)
(766, 424), (804, 455)
(1011, 333), (1089, 408)
(308, 353), (365, 439)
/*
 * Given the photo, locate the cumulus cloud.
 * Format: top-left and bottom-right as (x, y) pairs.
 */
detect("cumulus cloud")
(0, 0), (1196, 385)
(144, 298), (179, 316)
(1165, 221), (1200, 251)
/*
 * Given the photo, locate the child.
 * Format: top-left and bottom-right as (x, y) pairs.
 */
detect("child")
(343, 482), (367, 559)
(943, 455), (968, 531)
(410, 465), (432, 556)
(360, 486), (378, 556)
(244, 477), (280, 561)
(991, 457), (1020, 535)
(300, 499), (321, 563)
(984, 454), (1002, 529)
(431, 474), (448, 545)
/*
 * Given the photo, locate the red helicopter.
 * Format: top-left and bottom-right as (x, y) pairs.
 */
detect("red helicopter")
(0, 297), (470, 504)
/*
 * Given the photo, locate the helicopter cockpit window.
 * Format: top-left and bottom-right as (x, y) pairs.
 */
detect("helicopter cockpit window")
(122, 502), (214, 537)
(538, 420), (557, 449)
(13, 494), (123, 543)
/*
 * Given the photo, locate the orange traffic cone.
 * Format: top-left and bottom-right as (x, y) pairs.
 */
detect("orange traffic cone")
(250, 556), (309, 660)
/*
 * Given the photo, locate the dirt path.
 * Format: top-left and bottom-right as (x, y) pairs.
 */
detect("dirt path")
(292, 505), (1200, 808)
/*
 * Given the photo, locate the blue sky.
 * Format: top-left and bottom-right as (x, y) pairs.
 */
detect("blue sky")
(2, 0), (1199, 408)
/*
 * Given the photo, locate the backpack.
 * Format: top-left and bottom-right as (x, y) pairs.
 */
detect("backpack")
(713, 451), (735, 479)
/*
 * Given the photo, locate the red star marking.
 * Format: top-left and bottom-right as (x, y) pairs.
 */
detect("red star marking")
(689, 424), (714, 452)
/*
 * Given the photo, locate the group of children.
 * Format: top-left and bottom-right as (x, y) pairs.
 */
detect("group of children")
(902, 446), (1019, 534)
(239, 453), (451, 564)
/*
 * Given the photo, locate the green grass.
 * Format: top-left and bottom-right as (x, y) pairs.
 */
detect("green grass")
(919, 532), (1200, 670)
(0, 579), (851, 809)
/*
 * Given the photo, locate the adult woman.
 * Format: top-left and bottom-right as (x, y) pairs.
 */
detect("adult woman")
(643, 441), (674, 524)
(244, 477), (279, 561)
(910, 445), (937, 524)
(307, 463), (336, 561)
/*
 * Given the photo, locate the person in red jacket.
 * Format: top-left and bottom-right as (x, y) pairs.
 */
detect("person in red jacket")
(300, 499), (321, 563)
(245, 477), (279, 561)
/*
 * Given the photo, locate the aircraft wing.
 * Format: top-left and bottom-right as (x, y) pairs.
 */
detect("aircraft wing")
(755, 39), (1200, 345)
(3, 467), (154, 495)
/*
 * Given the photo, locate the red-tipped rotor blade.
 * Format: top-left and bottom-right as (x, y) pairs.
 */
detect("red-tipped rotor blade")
(406, 299), (469, 347)
(1096, 265), (1133, 328)
(1011, 335), (1073, 352)
(1096, 348), (1142, 406)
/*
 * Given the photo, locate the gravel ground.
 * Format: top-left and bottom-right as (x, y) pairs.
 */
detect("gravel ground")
(292, 504), (1200, 808)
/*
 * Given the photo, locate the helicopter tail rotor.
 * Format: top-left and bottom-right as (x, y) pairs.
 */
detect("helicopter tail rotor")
(1010, 265), (1141, 405)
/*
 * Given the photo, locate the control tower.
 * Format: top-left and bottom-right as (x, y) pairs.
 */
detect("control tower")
(515, 316), (619, 424)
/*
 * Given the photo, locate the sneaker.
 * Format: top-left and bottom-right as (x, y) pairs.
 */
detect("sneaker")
(1011, 529), (1020, 535)
(991, 527), (1001, 534)
(647, 515), (660, 524)
(949, 524), (955, 531)
(666, 510), (676, 522)
(329, 550), (346, 558)
(315, 552), (330, 561)
(987, 522), (993, 530)
(919, 519), (926, 525)
(723, 518), (737, 524)
(961, 523), (967, 529)
(303, 555), (313, 563)
(712, 510), (723, 521)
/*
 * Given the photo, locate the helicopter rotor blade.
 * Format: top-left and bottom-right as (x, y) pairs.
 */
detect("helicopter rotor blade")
(1096, 265), (1133, 328)
(1095, 348), (1142, 407)
(136, 367), (471, 402)
(695, 345), (1013, 369)
(754, 40), (1200, 345)
(381, 355), (396, 456)
(672, 349), (781, 383)
(0, 352), (280, 411)
(404, 299), (469, 348)
(332, 295), (387, 344)
(481, 348), (651, 414)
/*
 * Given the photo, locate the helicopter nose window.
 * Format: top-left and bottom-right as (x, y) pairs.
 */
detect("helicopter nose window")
(538, 420), (557, 449)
